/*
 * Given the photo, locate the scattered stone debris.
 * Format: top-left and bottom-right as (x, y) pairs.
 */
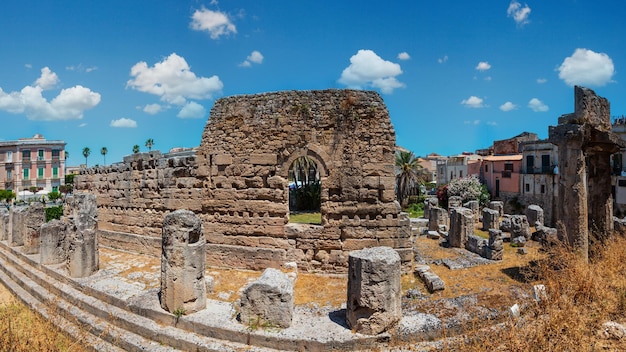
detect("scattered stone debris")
(414, 265), (445, 293)
(239, 267), (294, 329)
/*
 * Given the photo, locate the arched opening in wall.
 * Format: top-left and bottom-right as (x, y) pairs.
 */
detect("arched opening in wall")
(288, 156), (321, 224)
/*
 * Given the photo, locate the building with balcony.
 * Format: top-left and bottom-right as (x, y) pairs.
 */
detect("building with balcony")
(0, 134), (66, 194)
(518, 140), (559, 226)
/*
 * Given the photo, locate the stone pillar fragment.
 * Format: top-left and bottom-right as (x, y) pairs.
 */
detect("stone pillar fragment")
(486, 229), (503, 260)
(346, 246), (401, 335)
(489, 201), (504, 217)
(40, 219), (67, 265)
(464, 200), (480, 223)
(240, 268), (294, 328)
(587, 150), (615, 245)
(65, 193), (99, 278)
(23, 202), (46, 255)
(160, 209), (206, 314)
(423, 196), (438, 219)
(448, 207), (474, 248)
(482, 207), (500, 231)
(510, 215), (531, 240)
(9, 205), (28, 247)
(448, 196), (462, 210)
(526, 205), (544, 227)
(428, 206), (448, 232)
(0, 208), (9, 241)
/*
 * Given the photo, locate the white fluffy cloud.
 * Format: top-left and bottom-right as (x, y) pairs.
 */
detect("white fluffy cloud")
(461, 96), (485, 108)
(240, 50), (264, 67)
(0, 68), (101, 121)
(190, 8), (236, 39)
(536, 78), (547, 84)
(338, 49), (405, 94)
(177, 101), (206, 119)
(127, 53), (223, 107)
(464, 120), (480, 125)
(507, 1), (531, 26)
(110, 118), (137, 128)
(438, 55), (448, 64)
(143, 103), (163, 115)
(528, 98), (549, 112)
(500, 101), (517, 111)
(34, 67), (59, 89)
(558, 48), (615, 87)
(397, 52), (410, 60)
(476, 62), (491, 71)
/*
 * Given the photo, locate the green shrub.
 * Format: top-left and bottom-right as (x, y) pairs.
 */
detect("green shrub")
(45, 206), (63, 222)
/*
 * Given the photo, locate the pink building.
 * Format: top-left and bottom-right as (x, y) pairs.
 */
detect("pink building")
(0, 134), (66, 194)
(480, 154), (522, 199)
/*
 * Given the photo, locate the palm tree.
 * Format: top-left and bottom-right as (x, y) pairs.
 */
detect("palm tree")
(145, 138), (154, 151)
(132, 145), (140, 154)
(82, 147), (91, 166)
(395, 150), (425, 207)
(101, 147), (108, 165)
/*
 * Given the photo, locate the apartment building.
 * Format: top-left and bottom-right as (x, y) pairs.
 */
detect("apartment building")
(0, 134), (66, 194)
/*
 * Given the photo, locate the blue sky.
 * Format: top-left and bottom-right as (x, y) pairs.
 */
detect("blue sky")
(1, 0), (625, 166)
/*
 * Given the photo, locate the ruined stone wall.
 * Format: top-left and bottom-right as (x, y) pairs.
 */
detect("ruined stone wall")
(76, 89), (411, 272)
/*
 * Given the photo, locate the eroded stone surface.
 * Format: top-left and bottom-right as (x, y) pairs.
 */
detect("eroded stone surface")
(22, 202), (45, 255)
(40, 219), (67, 265)
(65, 193), (99, 278)
(346, 246), (401, 335)
(239, 268), (294, 328)
(160, 209), (206, 314)
(0, 208), (9, 241)
(526, 205), (544, 227)
(482, 207), (500, 231)
(448, 207), (473, 248)
(428, 206), (448, 232)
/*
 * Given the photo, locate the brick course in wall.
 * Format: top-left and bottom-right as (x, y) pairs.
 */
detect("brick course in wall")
(75, 89), (411, 272)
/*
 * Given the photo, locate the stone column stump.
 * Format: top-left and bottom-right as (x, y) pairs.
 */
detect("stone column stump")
(9, 205), (28, 247)
(346, 246), (401, 335)
(428, 206), (448, 232)
(66, 193), (99, 278)
(23, 202), (45, 255)
(239, 268), (294, 328)
(0, 208), (9, 241)
(40, 219), (67, 265)
(526, 205), (544, 227)
(464, 200), (480, 223)
(160, 209), (206, 315)
(489, 201), (504, 217)
(482, 207), (500, 231)
(449, 207), (474, 248)
(448, 196), (463, 210)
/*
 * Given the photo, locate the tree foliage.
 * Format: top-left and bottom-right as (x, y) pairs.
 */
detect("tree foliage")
(101, 147), (108, 165)
(289, 156), (321, 211)
(446, 175), (490, 207)
(395, 150), (425, 206)
(145, 139), (154, 151)
(0, 190), (15, 203)
(133, 145), (140, 154)
(82, 147), (91, 166)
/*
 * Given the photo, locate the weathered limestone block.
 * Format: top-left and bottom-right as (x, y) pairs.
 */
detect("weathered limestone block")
(466, 235), (487, 257)
(489, 201), (504, 217)
(464, 200), (480, 223)
(161, 209), (206, 314)
(0, 208), (9, 241)
(346, 247), (401, 335)
(486, 229), (503, 260)
(239, 268), (294, 328)
(40, 219), (66, 265)
(414, 265), (444, 293)
(533, 225), (559, 247)
(448, 207), (474, 248)
(22, 203), (46, 255)
(482, 207), (500, 231)
(448, 196), (462, 210)
(423, 196), (438, 219)
(428, 206), (448, 232)
(526, 205), (544, 226)
(66, 193), (99, 278)
(510, 215), (531, 240)
(500, 215), (512, 233)
(9, 205), (28, 247)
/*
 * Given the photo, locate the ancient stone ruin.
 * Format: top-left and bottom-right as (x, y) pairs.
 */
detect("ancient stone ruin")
(549, 86), (625, 261)
(65, 193), (99, 278)
(160, 209), (206, 314)
(346, 246), (402, 335)
(75, 90), (411, 272)
(239, 268), (294, 328)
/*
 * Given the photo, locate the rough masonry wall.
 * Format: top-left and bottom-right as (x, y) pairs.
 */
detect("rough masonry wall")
(76, 89), (411, 272)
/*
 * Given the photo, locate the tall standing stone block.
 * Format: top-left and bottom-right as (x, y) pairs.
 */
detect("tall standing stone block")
(66, 193), (99, 278)
(489, 201), (504, 217)
(9, 205), (28, 247)
(0, 208), (9, 241)
(482, 207), (500, 231)
(428, 206), (448, 232)
(40, 219), (67, 265)
(510, 215), (531, 240)
(423, 196), (438, 219)
(526, 205), (544, 226)
(448, 196), (462, 210)
(161, 209), (206, 315)
(240, 268), (294, 328)
(449, 207), (474, 248)
(23, 202), (46, 255)
(464, 201), (480, 223)
(346, 247), (401, 335)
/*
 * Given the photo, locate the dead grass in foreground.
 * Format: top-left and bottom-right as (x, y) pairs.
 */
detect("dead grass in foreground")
(0, 284), (87, 352)
(444, 235), (626, 352)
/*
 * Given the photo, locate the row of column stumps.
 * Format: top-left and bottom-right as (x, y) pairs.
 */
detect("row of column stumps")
(0, 193), (99, 278)
(160, 209), (401, 334)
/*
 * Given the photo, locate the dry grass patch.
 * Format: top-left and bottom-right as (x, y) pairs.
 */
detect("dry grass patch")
(293, 273), (346, 307)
